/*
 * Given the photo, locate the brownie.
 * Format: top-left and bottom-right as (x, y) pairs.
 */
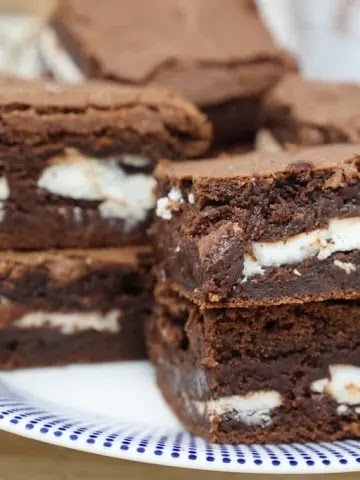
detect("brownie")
(41, 0), (295, 144)
(209, 142), (254, 158)
(262, 74), (360, 148)
(147, 282), (360, 444)
(0, 78), (210, 249)
(152, 144), (360, 307)
(0, 246), (153, 368)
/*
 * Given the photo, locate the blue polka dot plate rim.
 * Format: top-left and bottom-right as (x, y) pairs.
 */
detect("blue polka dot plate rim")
(0, 361), (358, 474)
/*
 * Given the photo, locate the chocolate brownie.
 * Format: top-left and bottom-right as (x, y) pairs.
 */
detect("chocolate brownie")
(41, 0), (295, 144)
(0, 246), (153, 368)
(262, 74), (360, 148)
(0, 78), (210, 249)
(210, 142), (254, 158)
(152, 144), (360, 307)
(147, 282), (360, 444)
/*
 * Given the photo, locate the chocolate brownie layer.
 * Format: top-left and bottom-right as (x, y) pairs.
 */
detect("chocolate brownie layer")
(209, 142), (254, 158)
(262, 74), (360, 147)
(147, 283), (360, 444)
(153, 144), (360, 307)
(42, 0), (295, 144)
(0, 78), (210, 249)
(0, 246), (153, 368)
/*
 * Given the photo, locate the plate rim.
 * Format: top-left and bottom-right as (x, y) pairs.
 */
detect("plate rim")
(0, 371), (359, 474)
(0, 421), (359, 474)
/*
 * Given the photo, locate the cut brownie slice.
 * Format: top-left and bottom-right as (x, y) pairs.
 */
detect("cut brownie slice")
(0, 246), (152, 368)
(0, 77), (210, 250)
(262, 74), (360, 148)
(153, 144), (360, 307)
(147, 282), (360, 444)
(41, 0), (295, 144)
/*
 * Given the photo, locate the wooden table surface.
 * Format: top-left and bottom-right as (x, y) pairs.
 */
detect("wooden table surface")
(0, 430), (357, 480)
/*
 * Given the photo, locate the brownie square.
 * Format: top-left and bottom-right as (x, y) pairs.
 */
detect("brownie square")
(152, 144), (360, 307)
(147, 281), (360, 444)
(42, 0), (295, 144)
(262, 74), (360, 148)
(0, 246), (153, 368)
(0, 77), (210, 249)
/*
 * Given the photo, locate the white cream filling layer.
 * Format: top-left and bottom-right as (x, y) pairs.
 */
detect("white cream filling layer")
(14, 310), (121, 335)
(243, 217), (360, 280)
(311, 364), (360, 406)
(193, 390), (283, 427)
(39, 27), (84, 84)
(156, 187), (184, 220)
(0, 177), (10, 222)
(37, 149), (156, 231)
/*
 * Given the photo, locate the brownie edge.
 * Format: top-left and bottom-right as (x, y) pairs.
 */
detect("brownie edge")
(0, 247), (153, 368)
(152, 144), (360, 307)
(262, 74), (360, 147)
(147, 282), (360, 444)
(0, 77), (212, 250)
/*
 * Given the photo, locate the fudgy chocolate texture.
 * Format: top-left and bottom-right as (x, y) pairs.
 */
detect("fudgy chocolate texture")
(0, 247), (153, 368)
(262, 74), (360, 146)
(0, 247), (152, 310)
(0, 184), (154, 249)
(165, 250), (360, 308)
(0, 78), (210, 249)
(152, 144), (360, 306)
(147, 283), (360, 443)
(51, 0), (295, 143)
(0, 322), (145, 369)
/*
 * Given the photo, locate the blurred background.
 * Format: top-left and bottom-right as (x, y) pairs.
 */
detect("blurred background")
(2, 0), (360, 81)
(258, 0), (360, 81)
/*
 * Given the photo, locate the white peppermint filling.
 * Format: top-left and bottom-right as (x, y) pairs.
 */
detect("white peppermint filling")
(311, 364), (360, 411)
(0, 177), (10, 201)
(156, 187), (184, 220)
(188, 193), (195, 204)
(121, 155), (151, 168)
(193, 390), (283, 427)
(39, 27), (84, 84)
(242, 217), (360, 280)
(333, 259), (357, 274)
(14, 310), (121, 335)
(37, 149), (156, 231)
(0, 177), (10, 222)
(337, 404), (351, 416)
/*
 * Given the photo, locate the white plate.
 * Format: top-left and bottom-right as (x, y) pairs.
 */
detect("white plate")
(0, 361), (358, 474)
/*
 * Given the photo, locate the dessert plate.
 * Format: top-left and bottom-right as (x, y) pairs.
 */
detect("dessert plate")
(0, 361), (358, 474)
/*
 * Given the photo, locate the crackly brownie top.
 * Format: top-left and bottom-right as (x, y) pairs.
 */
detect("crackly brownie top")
(264, 74), (360, 135)
(0, 77), (211, 158)
(54, 0), (293, 83)
(155, 144), (360, 181)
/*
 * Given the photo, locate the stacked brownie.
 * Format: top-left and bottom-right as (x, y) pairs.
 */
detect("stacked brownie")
(148, 144), (360, 443)
(39, 0), (295, 145)
(259, 74), (360, 150)
(0, 78), (211, 368)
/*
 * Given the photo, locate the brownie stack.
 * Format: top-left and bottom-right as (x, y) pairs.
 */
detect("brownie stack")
(0, 78), (211, 368)
(148, 141), (360, 443)
(40, 0), (295, 146)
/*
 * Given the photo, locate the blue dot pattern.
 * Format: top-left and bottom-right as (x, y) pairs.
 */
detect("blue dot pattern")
(0, 380), (358, 473)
